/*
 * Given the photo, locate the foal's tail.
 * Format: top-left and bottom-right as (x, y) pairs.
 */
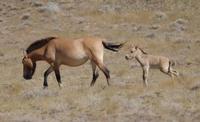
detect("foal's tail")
(102, 41), (126, 52)
(168, 60), (179, 76)
(168, 61), (172, 73)
(168, 60), (176, 73)
(170, 60), (176, 66)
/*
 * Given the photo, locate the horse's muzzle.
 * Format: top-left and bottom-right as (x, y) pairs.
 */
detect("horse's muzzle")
(23, 75), (32, 80)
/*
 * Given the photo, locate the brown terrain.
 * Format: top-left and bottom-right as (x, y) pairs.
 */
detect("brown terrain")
(0, 0), (200, 122)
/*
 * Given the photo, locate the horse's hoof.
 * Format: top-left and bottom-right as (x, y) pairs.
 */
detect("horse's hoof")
(43, 86), (48, 89)
(59, 83), (63, 88)
(90, 83), (94, 87)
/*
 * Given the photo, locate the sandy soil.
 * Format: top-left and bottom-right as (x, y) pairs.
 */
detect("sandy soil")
(0, 0), (200, 122)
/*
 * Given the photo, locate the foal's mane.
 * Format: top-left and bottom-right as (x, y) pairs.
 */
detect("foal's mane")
(138, 47), (148, 54)
(26, 37), (56, 54)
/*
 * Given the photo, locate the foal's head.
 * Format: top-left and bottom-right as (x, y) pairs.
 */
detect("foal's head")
(125, 46), (147, 60)
(22, 55), (36, 80)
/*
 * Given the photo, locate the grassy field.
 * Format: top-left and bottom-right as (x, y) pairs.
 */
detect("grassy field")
(0, 0), (200, 122)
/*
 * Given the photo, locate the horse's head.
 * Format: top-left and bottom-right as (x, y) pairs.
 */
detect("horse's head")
(125, 46), (148, 60)
(22, 55), (36, 80)
(125, 46), (139, 60)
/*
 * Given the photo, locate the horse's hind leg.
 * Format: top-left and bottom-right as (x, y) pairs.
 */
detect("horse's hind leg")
(93, 59), (110, 86)
(100, 64), (110, 86)
(90, 61), (99, 86)
(89, 46), (110, 86)
(44, 66), (54, 89)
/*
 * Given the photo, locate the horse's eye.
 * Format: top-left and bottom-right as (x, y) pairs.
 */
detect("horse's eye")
(22, 59), (25, 64)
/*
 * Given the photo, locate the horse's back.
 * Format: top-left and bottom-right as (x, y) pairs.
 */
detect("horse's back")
(51, 37), (102, 49)
(81, 37), (104, 53)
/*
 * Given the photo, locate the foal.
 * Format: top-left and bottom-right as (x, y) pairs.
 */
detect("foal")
(22, 37), (124, 88)
(125, 46), (179, 86)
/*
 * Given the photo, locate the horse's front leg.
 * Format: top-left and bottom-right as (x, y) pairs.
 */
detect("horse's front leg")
(54, 67), (63, 88)
(43, 66), (54, 89)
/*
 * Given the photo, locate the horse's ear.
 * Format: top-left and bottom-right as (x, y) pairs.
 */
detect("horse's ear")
(139, 48), (148, 54)
(23, 49), (27, 57)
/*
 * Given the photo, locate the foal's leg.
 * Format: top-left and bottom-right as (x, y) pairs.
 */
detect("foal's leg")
(171, 69), (179, 77)
(142, 66), (149, 87)
(54, 66), (63, 88)
(160, 66), (173, 78)
(90, 61), (99, 86)
(167, 63), (179, 78)
(44, 66), (54, 89)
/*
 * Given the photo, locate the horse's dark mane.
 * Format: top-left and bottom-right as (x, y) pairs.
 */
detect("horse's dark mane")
(26, 37), (56, 54)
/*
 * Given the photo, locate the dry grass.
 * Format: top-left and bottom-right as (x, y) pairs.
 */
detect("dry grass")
(0, 0), (200, 122)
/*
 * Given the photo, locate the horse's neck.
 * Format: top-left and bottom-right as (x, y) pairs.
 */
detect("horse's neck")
(28, 50), (44, 62)
(135, 52), (144, 66)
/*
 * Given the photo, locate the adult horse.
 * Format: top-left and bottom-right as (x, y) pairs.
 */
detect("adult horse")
(22, 37), (124, 88)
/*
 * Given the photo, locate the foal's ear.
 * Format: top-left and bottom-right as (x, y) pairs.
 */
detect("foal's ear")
(129, 44), (134, 48)
(139, 47), (148, 54)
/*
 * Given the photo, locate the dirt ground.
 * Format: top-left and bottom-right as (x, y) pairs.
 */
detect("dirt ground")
(0, 0), (200, 122)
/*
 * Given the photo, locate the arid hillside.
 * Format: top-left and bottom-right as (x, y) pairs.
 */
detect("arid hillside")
(0, 0), (200, 122)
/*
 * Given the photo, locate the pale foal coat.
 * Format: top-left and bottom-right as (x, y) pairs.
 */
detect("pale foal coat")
(125, 46), (179, 86)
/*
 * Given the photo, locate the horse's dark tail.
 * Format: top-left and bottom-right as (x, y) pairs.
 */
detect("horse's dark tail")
(102, 41), (126, 52)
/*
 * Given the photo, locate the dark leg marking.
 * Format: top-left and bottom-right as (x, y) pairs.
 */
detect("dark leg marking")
(43, 66), (54, 88)
(54, 68), (61, 85)
(102, 67), (110, 86)
(90, 72), (99, 86)
(95, 62), (110, 86)
(90, 62), (99, 86)
(143, 70), (145, 81)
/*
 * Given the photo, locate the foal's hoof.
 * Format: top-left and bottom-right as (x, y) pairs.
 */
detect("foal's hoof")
(144, 83), (148, 87)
